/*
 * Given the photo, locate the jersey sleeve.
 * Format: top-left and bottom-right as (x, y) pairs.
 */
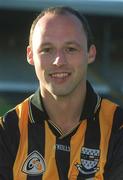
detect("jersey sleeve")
(0, 110), (20, 179)
(104, 106), (123, 180)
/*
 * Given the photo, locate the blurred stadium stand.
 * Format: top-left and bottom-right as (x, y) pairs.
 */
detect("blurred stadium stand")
(0, 0), (123, 115)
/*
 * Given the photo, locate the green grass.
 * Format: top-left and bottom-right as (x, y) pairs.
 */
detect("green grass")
(0, 103), (14, 116)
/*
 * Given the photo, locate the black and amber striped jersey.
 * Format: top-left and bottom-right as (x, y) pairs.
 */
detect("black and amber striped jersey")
(0, 82), (123, 180)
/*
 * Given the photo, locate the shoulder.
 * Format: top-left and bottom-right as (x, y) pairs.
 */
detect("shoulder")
(112, 105), (123, 132)
(0, 108), (19, 132)
(102, 98), (123, 130)
(0, 97), (31, 153)
(100, 98), (123, 130)
(104, 105), (123, 179)
(0, 97), (30, 131)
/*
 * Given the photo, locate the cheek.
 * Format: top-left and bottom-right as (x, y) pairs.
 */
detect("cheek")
(33, 55), (50, 80)
(33, 54), (48, 69)
(72, 56), (88, 77)
(71, 54), (87, 67)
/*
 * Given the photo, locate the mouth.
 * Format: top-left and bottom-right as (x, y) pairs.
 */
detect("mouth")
(50, 72), (71, 78)
(49, 72), (71, 84)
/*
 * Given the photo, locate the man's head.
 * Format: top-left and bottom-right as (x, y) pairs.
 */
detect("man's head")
(27, 6), (96, 97)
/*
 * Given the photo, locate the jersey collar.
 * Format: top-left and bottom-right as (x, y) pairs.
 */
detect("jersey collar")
(29, 81), (101, 124)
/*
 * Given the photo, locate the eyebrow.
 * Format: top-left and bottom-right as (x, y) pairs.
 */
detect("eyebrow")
(40, 42), (53, 47)
(40, 41), (82, 48)
(64, 41), (83, 50)
(65, 41), (81, 47)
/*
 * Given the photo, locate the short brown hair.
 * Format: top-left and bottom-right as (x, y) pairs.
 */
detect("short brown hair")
(29, 6), (94, 49)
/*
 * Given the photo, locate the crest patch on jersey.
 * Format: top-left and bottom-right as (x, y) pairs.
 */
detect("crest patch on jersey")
(76, 147), (100, 176)
(22, 151), (46, 176)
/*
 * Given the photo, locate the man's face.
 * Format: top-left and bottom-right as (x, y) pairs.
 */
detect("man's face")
(27, 13), (96, 97)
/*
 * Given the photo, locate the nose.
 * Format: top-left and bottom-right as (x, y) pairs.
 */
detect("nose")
(52, 51), (67, 67)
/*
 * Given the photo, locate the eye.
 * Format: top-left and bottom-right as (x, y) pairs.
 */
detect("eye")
(41, 47), (53, 54)
(65, 47), (78, 53)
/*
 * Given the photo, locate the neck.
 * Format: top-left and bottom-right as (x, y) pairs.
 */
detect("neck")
(40, 83), (86, 134)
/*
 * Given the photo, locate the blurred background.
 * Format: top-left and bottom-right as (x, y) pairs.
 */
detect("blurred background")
(0, 0), (123, 116)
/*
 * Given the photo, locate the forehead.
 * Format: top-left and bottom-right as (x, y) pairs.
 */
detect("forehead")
(38, 12), (82, 26)
(33, 12), (85, 36)
(32, 13), (87, 48)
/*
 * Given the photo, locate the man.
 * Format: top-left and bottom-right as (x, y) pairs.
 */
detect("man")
(0, 6), (123, 180)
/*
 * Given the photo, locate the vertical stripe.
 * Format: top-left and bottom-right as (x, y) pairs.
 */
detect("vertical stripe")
(77, 111), (101, 179)
(83, 113), (100, 148)
(68, 120), (87, 179)
(13, 99), (29, 180)
(95, 99), (116, 179)
(27, 114), (45, 180)
(55, 137), (70, 180)
(42, 121), (59, 180)
(0, 110), (20, 179)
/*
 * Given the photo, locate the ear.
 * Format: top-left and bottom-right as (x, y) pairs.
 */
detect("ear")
(88, 45), (96, 64)
(27, 46), (34, 65)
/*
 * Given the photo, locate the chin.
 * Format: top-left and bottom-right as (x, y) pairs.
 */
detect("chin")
(49, 88), (74, 97)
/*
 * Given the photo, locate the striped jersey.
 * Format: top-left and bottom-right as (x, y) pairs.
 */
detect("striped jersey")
(0, 82), (123, 180)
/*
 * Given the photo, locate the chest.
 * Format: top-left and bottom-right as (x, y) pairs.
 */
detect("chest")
(13, 117), (112, 180)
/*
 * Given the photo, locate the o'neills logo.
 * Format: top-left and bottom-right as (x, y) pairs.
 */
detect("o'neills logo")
(55, 144), (70, 152)
(22, 151), (46, 176)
